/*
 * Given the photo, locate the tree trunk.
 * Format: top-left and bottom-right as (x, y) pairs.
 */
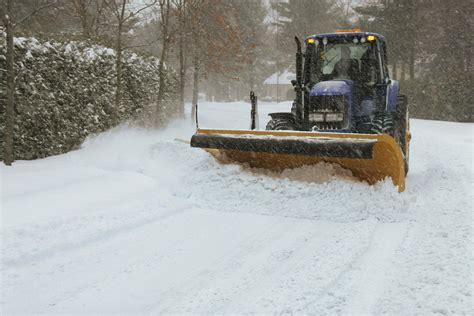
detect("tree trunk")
(178, 39), (186, 115)
(115, 25), (122, 122)
(249, 63), (255, 92)
(3, 0), (15, 166)
(157, 41), (169, 102)
(80, 1), (90, 38)
(114, 1), (126, 123)
(410, 0), (416, 80)
(156, 0), (171, 122)
(191, 52), (199, 121)
(94, 0), (105, 37)
(178, 0), (187, 116)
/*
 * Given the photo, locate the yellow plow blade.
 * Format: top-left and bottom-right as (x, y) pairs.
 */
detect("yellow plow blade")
(191, 128), (406, 192)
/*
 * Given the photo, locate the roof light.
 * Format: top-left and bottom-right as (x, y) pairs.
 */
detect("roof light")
(367, 35), (377, 41)
(336, 28), (362, 33)
(307, 38), (316, 44)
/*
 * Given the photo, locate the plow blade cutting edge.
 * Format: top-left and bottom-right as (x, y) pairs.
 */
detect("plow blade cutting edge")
(191, 129), (406, 192)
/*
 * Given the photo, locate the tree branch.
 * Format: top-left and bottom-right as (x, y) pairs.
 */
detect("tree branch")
(13, 1), (57, 28)
(123, 0), (158, 22)
(123, 37), (162, 49)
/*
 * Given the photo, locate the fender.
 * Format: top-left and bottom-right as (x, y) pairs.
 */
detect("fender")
(268, 112), (296, 123)
(387, 80), (400, 112)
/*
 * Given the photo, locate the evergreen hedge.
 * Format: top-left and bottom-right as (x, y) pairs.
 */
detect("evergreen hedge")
(0, 35), (179, 161)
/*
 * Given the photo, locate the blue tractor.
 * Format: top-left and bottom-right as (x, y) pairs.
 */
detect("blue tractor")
(191, 30), (411, 191)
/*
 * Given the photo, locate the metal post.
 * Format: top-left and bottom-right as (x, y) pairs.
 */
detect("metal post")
(250, 91), (259, 130)
(195, 104), (199, 129)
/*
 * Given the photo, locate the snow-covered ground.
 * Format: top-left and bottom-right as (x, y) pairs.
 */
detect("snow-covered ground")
(1, 101), (473, 314)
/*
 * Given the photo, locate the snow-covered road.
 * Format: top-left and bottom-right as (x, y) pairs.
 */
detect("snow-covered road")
(1, 102), (473, 314)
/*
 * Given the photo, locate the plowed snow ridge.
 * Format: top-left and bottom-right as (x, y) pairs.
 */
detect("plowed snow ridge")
(1, 102), (473, 314)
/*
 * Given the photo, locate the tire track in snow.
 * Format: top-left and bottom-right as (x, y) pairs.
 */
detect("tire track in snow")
(296, 221), (407, 314)
(146, 218), (305, 313)
(2, 201), (194, 270)
(217, 222), (374, 314)
(3, 207), (209, 312)
(341, 222), (408, 314)
(2, 171), (107, 200)
(146, 218), (377, 314)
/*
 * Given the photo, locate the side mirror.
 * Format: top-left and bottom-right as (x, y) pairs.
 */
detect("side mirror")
(291, 79), (297, 87)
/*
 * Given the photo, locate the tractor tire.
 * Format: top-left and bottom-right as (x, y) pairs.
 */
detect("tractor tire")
(395, 95), (409, 174)
(371, 110), (409, 175)
(370, 111), (394, 135)
(265, 118), (295, 131)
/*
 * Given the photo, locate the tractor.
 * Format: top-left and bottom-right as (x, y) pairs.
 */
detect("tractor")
(191, 30), (411, 192)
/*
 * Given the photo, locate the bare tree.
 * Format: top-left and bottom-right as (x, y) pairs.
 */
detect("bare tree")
(71, 0), (107, 39)
(156, 0), (174, 117)
(187, 0), (250, 118)
(104, 0), (157, 117)
(173, 0), (187, 115)
(1, 0), (56, 166)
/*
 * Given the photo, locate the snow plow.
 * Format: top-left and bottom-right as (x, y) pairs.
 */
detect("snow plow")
(191, 30), (410, 192)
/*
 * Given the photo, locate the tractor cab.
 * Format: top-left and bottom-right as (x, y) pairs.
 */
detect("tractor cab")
(305, 31), (387, 86)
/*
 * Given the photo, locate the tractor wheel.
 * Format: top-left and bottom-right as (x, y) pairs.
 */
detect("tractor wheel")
(395, 95), (409, 175)
(265, 118), (295, 131)
(370, 112), (394, 135)
(371, 110), (409, 175)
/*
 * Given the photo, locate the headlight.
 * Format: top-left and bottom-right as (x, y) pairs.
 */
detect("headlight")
(325, 113), (344, 122)
(309, 113), (325, 122)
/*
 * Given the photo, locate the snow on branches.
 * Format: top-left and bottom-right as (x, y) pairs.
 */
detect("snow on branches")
(0, 34), (179, 160)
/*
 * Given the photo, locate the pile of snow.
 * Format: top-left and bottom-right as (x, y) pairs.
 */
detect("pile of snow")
(1, 102), (472, 314)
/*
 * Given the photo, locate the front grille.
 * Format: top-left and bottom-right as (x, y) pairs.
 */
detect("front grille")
(310, 95), (346, 112)
(309, 95), (348, 130)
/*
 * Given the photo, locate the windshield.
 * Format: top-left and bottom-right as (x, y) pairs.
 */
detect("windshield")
(321, 43), (369, 75)
(306, 40), (379, 85)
